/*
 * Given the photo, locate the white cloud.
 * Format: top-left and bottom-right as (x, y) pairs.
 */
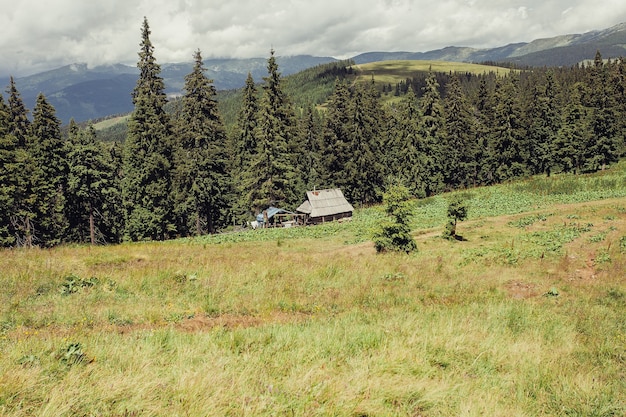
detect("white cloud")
(0, 0), (625, 77)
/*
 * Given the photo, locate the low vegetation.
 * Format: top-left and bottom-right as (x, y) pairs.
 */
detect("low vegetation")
(1, 164), (625, 416)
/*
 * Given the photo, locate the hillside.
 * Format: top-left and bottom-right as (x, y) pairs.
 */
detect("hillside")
(1, 163), (625, 416)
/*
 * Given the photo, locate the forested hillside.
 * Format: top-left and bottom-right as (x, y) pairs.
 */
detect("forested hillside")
(1, 18), (625, 247)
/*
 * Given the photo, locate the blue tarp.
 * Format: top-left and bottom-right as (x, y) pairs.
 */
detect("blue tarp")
(256, 206), (296, 223)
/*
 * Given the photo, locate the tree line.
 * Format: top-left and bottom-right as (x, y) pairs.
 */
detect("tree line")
(1, 18), (625, 247)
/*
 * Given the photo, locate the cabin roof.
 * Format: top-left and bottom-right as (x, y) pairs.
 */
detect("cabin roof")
(296, 188), (354, 218)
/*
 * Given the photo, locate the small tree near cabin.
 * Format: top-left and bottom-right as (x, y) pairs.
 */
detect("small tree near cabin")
(373, 183), (417, 253)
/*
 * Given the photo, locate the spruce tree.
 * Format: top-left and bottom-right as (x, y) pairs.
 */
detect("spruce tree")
(488, 73), (527, 181)
(344, 82), (385, 204)
(584, 52), (622, 171)
(122, 17), (175, 241)
(419, 72), (446, 195)
(29, 93), (68, 246)
(0, 95), (18, 246)
(554, 83), (590, 174)
(173, 49), (230, 235)
(321, 79), (352, 190)
(444, 74), (476, 189)
(523, 70), (561, 176)
(234, 72), (259, 221)
(6, 77), (30, 147)
(387, 86), (426, 197)
(66, 124), (119, 244)
(247, 50), (299, 213)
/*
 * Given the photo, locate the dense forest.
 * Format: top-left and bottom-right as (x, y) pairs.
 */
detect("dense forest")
(0, 18), (625, 247)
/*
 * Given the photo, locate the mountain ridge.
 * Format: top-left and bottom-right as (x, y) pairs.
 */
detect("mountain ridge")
(5, 22), (626, 123)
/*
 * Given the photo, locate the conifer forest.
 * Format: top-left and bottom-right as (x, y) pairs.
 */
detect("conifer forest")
(1, 17), (625, 247)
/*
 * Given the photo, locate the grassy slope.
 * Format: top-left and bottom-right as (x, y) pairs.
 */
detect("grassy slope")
(352, 60), (511, 86)
(1, 163), (625, 416)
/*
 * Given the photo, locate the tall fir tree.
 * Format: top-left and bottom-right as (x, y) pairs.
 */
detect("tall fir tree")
(554, 83), (590, 173)
(0, 95), (18, 246)
(66, 123), (119, 244)
(29, 93), (68, 246)
(523, 70), (561, 176)
(443, 74), (477, 189)
(344, 82), (385, 205)
(247, 50), (300, 213)
(386, 86), (426, 197)
(6, 77), (30, 147)
(488, 73), (528, 181)
(298, 105), (324, 191)
(321, 79), (352, 191)
(122, 17), (175, 241)
(419, 72), (446, 195)
(234, 72), (259, 221)
(584, 51), (623, 171)
(173, 49), (230, 235)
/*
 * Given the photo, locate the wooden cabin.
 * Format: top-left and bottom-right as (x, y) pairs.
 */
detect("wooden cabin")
(296, 188), (354, 224)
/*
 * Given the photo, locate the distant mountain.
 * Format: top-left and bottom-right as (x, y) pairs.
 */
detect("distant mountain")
(6, 56), (337, 123)
(352, 22), (626, 67)
(4, 22), (626, 124)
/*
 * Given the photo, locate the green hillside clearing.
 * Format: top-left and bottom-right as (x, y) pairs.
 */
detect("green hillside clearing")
(1, 162), (625, 416)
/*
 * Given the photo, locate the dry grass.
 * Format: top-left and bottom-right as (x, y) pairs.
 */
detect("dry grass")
(1, 193), (625, 416)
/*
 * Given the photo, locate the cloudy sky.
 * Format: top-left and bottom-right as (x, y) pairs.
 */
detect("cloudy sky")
(2, 0), (626, 77)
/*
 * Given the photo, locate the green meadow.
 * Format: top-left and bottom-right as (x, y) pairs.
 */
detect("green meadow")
(1, 162), (625, 416)
(352, 60), (512, 86)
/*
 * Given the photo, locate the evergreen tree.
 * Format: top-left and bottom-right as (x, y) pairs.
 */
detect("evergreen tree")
(0, 95), (18, 246)
(321, 79), (352, 190)
(419, 72), (446, 195)
(488, 73), (527, 181)
(298, 105), (324, 191)
(474, 75), (496, 185)
(554, 83), (590, 173)
(443, 74), (476, 189)
(6, 77), (30, 147)
(247, 50), (300, 213)
(373, 182), (417, 253)
(29, 93), (68, 246)
(174, 49), (230, 235)
(66, 124), (119, 244)
(386, 87), (426, 197)
(344, 82), (385, 204)
(232, 72), (260, 223)
(122, 17), (175, 241)
(523, 70), (561, 176)
(584, 51), (623, 171)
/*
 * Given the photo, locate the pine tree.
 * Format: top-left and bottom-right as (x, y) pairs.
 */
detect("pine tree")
(419, 72), (446, 195)
(554, 83), (590, 174)
(232, 73), (260, 223)
(373, 182), (417, 253)
(173, 49), (230, 235)
(386, 86), (426, 197)
(443, 74), (476, 189)
(247, 50), (300, 213)
(523, 70), (561, 176)
(66, 124), (118, 244)
(0, 95), (18, 246)
(344, 82), (385, 204)
(488, 73), (527, 181)
(6, 77), (30, 147)
(584, 51), (622, 171)
(321, 79), (352, 190)
(29, 93), (68, 246)
(122, 17), (175, 241)
(298, 105), (323, 191)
